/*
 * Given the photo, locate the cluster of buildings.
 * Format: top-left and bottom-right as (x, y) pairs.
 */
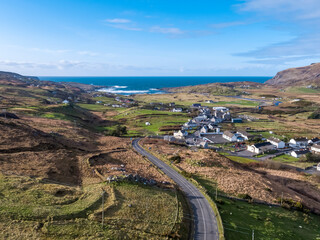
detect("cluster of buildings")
(165, 104), (320, 161)
(166, 106), (236, 148)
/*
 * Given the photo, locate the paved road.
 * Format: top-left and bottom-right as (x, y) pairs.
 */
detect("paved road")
(132, 139), (219, 240)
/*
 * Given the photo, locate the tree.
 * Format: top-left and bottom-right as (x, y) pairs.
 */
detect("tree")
(110, 125), (127, 136)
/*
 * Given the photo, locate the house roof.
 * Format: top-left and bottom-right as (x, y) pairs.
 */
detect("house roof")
(293, 137), (308, 142)
(267, 137), (283, 143)
(223, 131), (235, 138)
(237, 130), (252, 137)
(253, 142), (272, 148)
(293, 149), (310, 155)
(312, 144), (320, 149)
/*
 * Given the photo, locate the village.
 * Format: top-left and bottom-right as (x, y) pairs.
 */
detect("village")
(163, 103), (320, 171)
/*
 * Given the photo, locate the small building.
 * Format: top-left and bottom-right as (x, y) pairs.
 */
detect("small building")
(317, 163), (320, 171)
(311, 144), (320, 154)
(196, 140), (208, 149)
(174, 130), (188, 139)
(205, 100), (215, 103)
(237, 130), (252, 140)
(212, 107), (229, 112)
(200, 126), (208, 134)
(172, 108), (183, 113)
(232, 118), (243, 123)
(191, 103), (202, 108)
(145, 122), (151, 126)
(62, 100), (70, 104)
(183, 119), (198, 129)
(222, 131), (237, 142)
(169, 102), (175, 107)
(291, 149), (310, 158)
(164, 135), (176, 142)
(267, 137), (286, 149)
(289, 138), (308, 148)
(247, 142), (275, 154)
(309, 137), (320, 145)
(96, 101), (102, 104)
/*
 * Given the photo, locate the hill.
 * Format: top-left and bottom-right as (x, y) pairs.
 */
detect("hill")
(164, 81), (263, 95)
(266, 63), (320, 86)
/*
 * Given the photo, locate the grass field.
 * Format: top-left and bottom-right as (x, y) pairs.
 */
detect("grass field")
(272, 154), (316, 169)
(195, 175), (320, 240)
(0, 173), (189, 239)
(226, 155), (257, 164)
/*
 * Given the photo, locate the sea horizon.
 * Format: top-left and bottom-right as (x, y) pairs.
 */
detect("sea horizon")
(39, 76), (271, 95)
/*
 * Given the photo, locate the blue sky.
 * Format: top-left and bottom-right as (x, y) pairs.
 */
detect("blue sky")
(0, 0), (320, 76)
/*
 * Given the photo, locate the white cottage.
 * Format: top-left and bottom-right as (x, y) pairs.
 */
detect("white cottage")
(267, 137), (286, 149)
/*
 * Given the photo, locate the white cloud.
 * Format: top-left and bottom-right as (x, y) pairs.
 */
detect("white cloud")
(150, 26), (184, 35)
(105, 18), (131, 23)
(235, 0), (320, 65)
(238, 0), (320, 20)
(107, 24), (142, 31)
(77, 51), (99, 56)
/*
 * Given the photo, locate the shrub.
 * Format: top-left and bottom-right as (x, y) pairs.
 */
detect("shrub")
(238, 193), (252, 201)
(169, 155), (182, 163)
(308, 111), (320, 119)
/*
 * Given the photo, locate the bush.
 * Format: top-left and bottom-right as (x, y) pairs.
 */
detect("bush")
(169, 155), (182, 163)
(181, 171), (193, 178)
(109, 125), (127, 136)
(238, 193), (252, 201)
(308, 111), (320, 119)
(305, 153), (320, 162)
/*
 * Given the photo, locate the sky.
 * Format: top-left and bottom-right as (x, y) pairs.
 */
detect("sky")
(0, 0), (320, 76)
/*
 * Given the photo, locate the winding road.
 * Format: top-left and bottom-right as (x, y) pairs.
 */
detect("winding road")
(132, 139), (219, 240)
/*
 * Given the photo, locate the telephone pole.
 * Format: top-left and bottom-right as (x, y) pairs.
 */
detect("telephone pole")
(101, 190), (105, 228)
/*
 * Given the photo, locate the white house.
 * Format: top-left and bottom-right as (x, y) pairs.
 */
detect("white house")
(212, 107), (229, 112)
(291, 149), (310, 158)
(62, 100), (70, 104)
(247, 142), (275, 154)
(200, 126), (208, 134)
(289, 137), (308, 148)
(174, 130), (188, 139)
(237, 130), (252, 140)
(317, 163), (320, 171)
(172, 108), (183, 113)
(183, 120), (198, 129)
(145, 122), (151, 126)
(308, 137), (320, 145)
(194, 115), (208, 122)
(311, 144), (320, 154)
(222, 131), (237, 142)
(267, 137), (286, 149)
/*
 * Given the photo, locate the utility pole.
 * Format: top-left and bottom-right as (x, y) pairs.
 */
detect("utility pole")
(101, 190), (105, 228)
(216, 186), (218, 200)
(252, 229), (254, 240)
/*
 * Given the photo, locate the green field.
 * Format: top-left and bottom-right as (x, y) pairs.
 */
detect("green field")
(0, 174), (189, 239)
(226, 155), (257, 164)
(195, 175), (320, 240)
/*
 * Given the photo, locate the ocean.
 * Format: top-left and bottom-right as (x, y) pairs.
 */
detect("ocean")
(39, 76), (271, 95)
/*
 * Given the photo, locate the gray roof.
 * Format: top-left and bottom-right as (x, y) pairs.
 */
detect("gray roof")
(267, 137), (282, 143)
(223, 131), (235, 138)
